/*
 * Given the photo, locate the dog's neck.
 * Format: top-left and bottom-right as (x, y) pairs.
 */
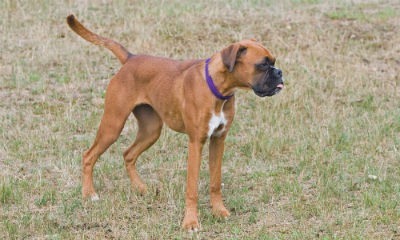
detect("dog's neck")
(205, 58), (235, 101)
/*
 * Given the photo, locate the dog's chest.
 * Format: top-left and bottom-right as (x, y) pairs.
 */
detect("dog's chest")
(208, 112), (227, 137)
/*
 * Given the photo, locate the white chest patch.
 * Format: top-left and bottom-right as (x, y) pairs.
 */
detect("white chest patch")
(208, 112), (227, 137)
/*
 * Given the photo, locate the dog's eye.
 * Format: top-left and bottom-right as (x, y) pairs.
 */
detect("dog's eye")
(256, 62), (270, 71)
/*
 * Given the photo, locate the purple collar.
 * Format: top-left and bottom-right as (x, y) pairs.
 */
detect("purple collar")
(205, 58), (234, 101)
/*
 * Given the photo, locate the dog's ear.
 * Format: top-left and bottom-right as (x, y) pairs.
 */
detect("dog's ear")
(221, 44), (247, 72)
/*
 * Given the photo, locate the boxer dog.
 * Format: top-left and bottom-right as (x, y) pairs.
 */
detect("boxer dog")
(67, 14), (283, 231)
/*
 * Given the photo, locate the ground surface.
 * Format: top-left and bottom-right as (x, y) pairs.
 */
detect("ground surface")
(1, 0), (399, 239)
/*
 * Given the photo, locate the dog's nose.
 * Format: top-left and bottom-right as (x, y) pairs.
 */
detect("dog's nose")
(273, 68), (282, 78)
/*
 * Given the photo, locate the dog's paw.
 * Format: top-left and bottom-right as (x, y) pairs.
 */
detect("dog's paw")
(188, 227), (199, 234)
(90, 193), (100, 201)
(82, 191), (100, 202)
(212, 205), (230, 218)
(133, 183), (147, 196)
(182, 211), (200, 232)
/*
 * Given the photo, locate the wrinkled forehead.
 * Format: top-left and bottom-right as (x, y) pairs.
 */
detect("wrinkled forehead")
(242, 40), (276, 64)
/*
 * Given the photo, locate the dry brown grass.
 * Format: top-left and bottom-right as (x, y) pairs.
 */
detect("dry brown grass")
(1, 0), (399, 239)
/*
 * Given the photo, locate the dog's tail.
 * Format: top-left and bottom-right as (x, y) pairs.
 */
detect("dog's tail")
(66, 14), (133, 65)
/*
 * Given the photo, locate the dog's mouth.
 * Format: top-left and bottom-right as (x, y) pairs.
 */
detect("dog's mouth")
(269, 83), (284, 96)
(253, 83), (284, 97)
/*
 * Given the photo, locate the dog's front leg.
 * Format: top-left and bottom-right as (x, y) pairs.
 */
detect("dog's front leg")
(182, 139), (204, 231)
(209, 135), (230, 218)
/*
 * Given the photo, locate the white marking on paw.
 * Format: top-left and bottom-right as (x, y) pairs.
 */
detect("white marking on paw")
(368, 174), (378, 180)
(188, 227), (199, 234)
(91, 194), (99, 201)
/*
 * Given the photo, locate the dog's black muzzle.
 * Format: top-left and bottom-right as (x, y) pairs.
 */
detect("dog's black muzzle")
(252, 66), (284, 97)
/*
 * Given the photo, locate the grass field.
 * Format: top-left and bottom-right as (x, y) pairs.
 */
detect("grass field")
(1, 0), (399, 239)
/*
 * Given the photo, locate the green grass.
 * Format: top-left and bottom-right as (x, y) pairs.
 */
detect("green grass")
(1, 0), (400, 239)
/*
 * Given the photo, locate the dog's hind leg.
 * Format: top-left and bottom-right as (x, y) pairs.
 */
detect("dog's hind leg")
(123, 104), (163, 194)
(82, 76), (134, 200)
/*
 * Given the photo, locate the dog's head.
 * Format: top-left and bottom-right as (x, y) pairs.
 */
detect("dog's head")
(221, 39), (284, 97)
